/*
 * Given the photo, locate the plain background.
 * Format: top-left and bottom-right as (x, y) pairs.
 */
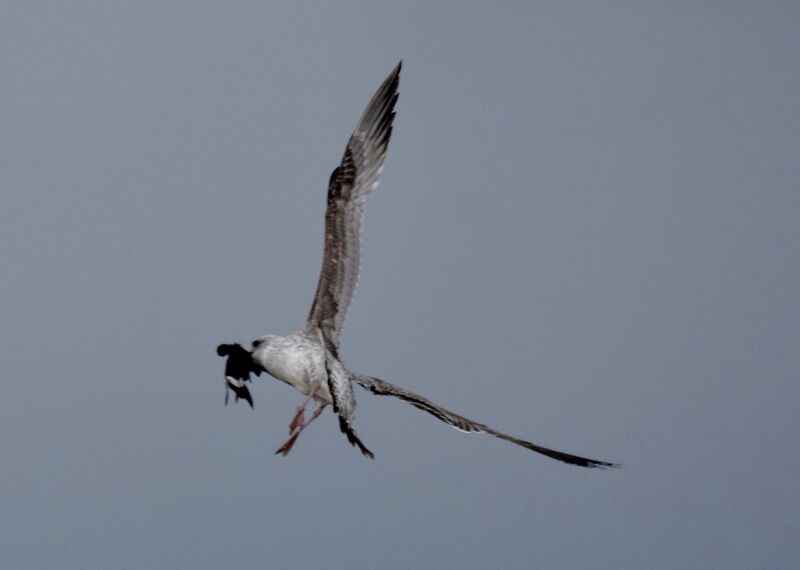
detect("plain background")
(2, 2), (799, 568)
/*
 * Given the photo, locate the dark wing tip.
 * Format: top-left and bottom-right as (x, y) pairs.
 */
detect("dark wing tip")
(240, 386), (254, 409)
(513, 438), (620, 469)
(338, 416), (375, 459)
(550, 452), (620, 470)
(352, 63), (401, 143)
(385, 60), (402, 82)
(226, 379), (255, 409)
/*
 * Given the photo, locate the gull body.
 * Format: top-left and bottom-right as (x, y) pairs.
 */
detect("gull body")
(217, 62), (617, 468)
(251, 333), (333, 405)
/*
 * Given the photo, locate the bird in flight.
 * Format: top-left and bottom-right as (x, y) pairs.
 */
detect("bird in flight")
(217, 62), (617, 468)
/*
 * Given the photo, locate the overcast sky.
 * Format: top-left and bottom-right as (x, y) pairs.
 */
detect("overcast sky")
(2, 2), (799, 568)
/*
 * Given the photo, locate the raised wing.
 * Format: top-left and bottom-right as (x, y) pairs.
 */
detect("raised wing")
(306, 62), (401, 355)
(353, 374), (619, 468)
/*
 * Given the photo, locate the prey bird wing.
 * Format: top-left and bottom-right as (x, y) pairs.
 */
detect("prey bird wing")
(217, 343), (264, 409)
(306, 62), (401, 355)
(353, 374), (619, 469)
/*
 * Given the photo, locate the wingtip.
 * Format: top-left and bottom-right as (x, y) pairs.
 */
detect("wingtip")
(559, 454), (621, 470)
(545, 449), (621, 470)
(338, 416), (375, 459)
(386, 60), (401, 81)
(357, 440), (375, 459)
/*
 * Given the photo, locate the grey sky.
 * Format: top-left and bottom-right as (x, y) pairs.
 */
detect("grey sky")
(2, 2), (799, 568)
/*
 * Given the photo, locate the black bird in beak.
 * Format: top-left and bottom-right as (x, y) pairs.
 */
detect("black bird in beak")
(216, 343), (264, 408)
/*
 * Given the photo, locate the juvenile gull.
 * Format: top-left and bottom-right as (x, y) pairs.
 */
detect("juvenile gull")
(217, 62), (617, 468)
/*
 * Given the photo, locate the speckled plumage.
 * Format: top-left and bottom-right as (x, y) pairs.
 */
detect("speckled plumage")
(217, 63), (617, 468)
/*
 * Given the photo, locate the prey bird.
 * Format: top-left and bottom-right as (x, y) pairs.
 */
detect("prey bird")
(217, 62), (617, 468)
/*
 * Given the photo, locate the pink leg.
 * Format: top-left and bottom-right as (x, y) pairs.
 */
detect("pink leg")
(275, 402), (327, 456)
(288, 409), (305, 433)
(275, 432), (300, 456)
(308, 403), (325, 422)
(287, 385), (319, 433)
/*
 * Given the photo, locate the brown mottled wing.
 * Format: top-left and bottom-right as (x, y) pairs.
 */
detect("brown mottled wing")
(353, 374), (619, 469)
(306, 62), (401, 356)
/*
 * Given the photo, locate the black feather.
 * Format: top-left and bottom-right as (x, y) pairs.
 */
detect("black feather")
(216, 343), (264, 408)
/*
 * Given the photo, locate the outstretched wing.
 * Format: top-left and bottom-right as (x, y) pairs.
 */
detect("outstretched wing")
(306, 62), (401, 356)
(353, 375), (619, 469)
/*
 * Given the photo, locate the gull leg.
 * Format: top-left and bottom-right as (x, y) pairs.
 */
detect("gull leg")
(305, 402), (325, 426)
(275, 401), (328, 457)
(275, 431), (300, 456)
(288, 410), (305, 434)
(288, 385), (318, 433)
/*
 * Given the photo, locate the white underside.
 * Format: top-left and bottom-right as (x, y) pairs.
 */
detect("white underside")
(250, 332), (334, 404)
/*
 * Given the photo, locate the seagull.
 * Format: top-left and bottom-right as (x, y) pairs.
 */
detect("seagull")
(217, 62), (617, 468)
